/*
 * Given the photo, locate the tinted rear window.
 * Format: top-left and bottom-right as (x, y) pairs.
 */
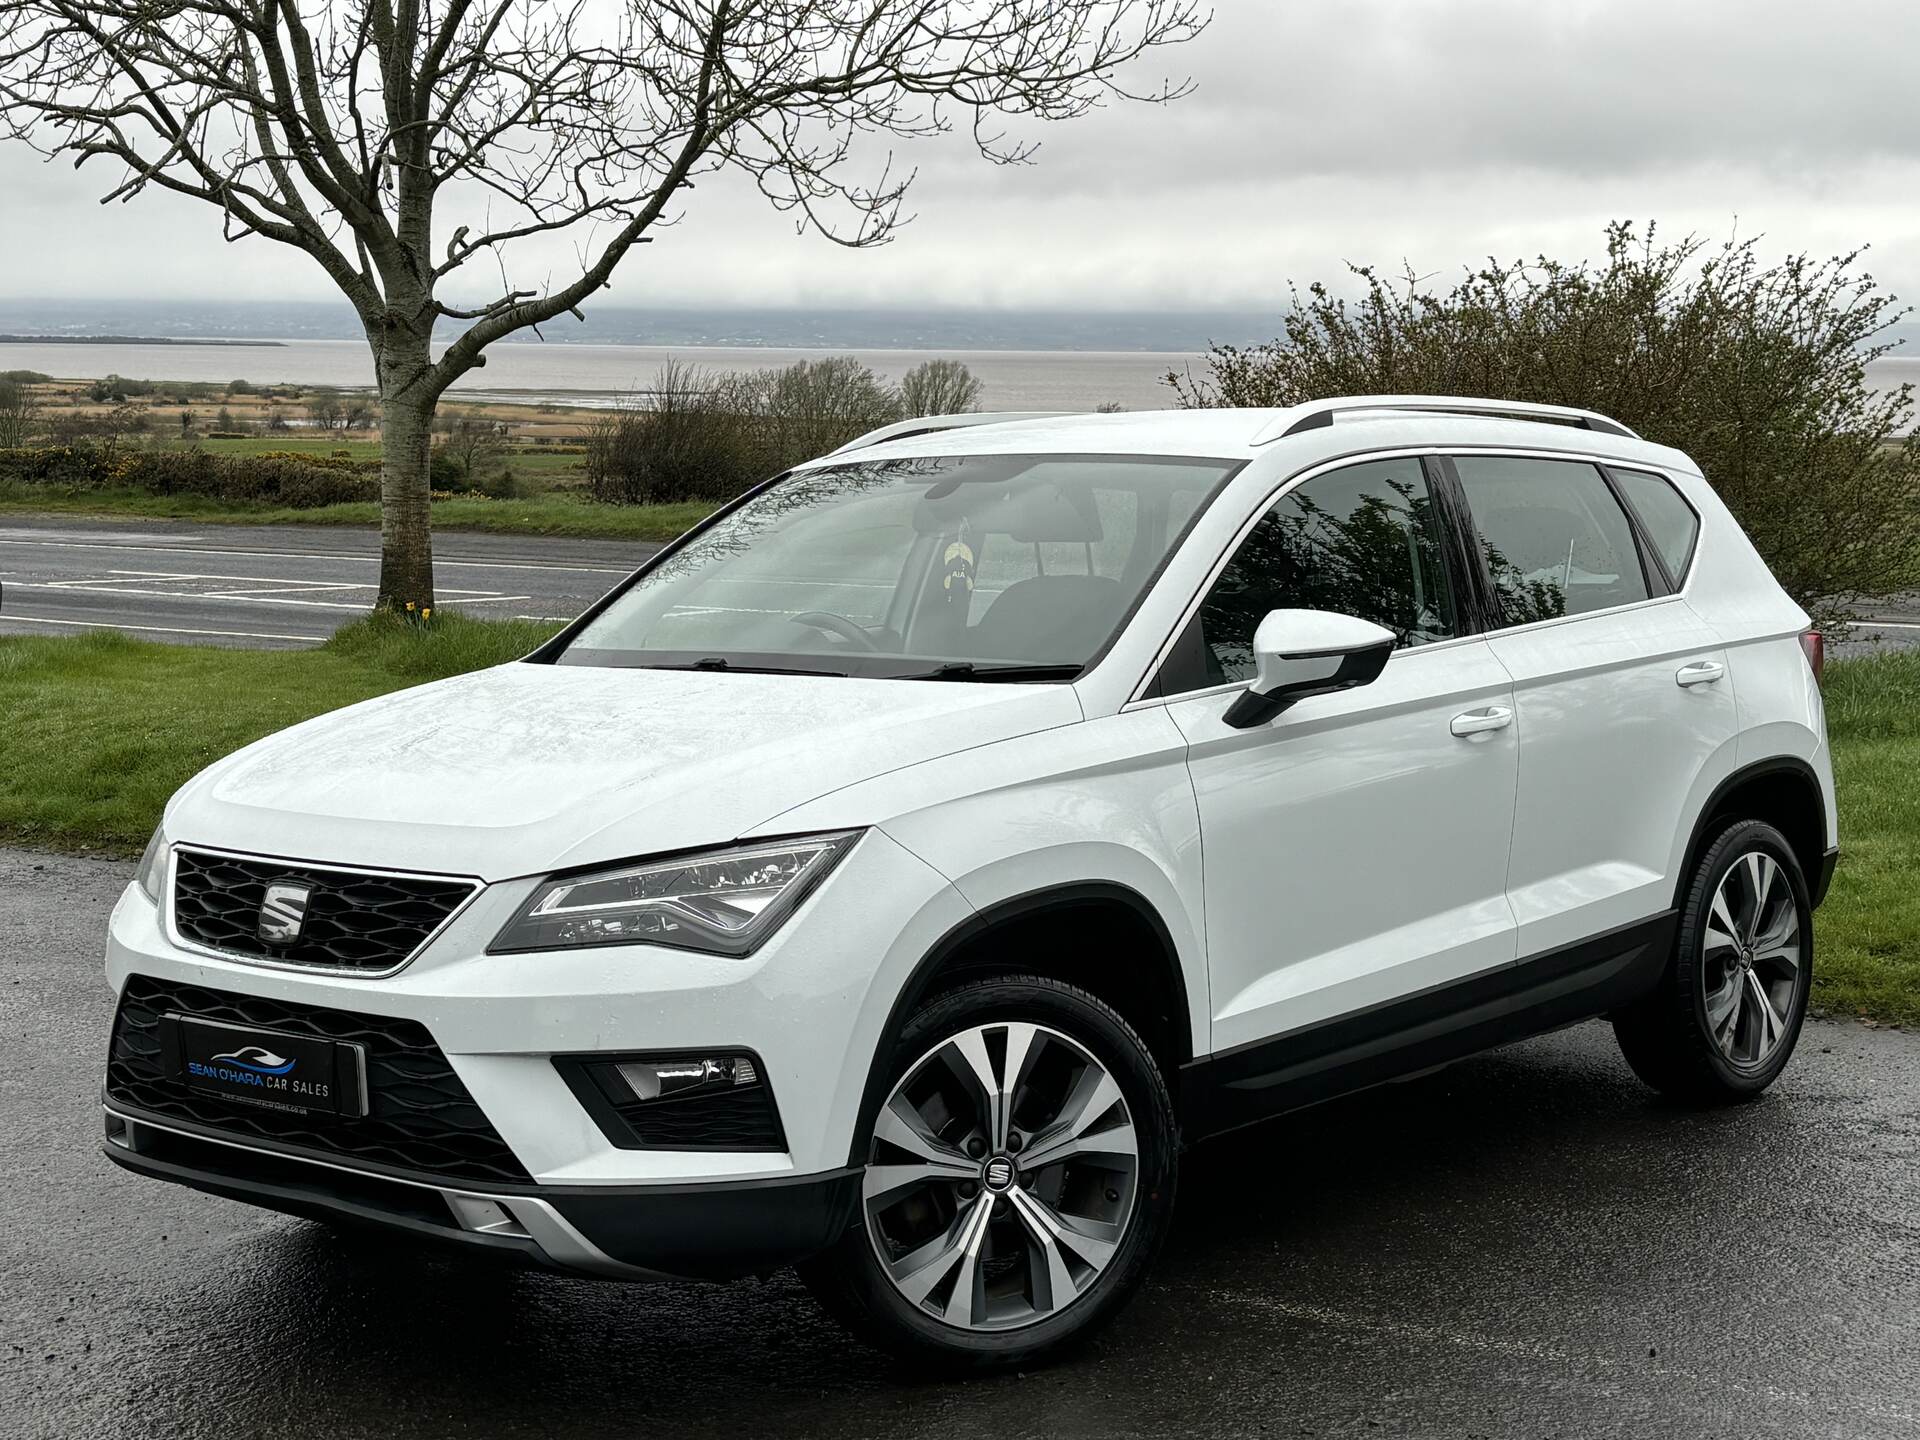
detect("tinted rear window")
(1611, 468), (1701, 583)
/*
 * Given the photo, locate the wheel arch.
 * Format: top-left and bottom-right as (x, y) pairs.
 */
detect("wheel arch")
(1676, 756), (1831, 911)
(846, 882), (1193, 1167)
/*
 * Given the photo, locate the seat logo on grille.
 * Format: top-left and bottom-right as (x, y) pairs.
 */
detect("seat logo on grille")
(258, 881), (312, 944)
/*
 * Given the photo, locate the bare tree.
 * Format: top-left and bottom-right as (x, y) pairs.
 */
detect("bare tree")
(0, 376), (42, 447)
(900, 358), (985, 416)
(435, 410), (506, 485)
(304, 389), (345, 431)
(0, 2), (1205, 607)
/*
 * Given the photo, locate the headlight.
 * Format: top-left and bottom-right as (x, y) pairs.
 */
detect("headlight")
(134, 825), (169, 904)
(489, 832), (860, 956)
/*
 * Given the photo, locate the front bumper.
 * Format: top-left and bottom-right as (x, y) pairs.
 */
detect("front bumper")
(104, 1105), (860, 1281)
(105, 826), (969, 1185)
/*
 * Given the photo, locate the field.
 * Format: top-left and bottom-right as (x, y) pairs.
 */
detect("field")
(0, 376), (730, 537)
(0, 620), (1912, 1027)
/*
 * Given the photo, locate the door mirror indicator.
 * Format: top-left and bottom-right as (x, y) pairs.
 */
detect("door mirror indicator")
(1222, 609), (1397, 729)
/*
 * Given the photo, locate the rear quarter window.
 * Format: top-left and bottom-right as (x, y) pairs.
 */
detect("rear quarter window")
(1610, 468), (1701, 584)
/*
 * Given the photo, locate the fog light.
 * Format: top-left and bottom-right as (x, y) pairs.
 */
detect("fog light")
(555, 1050), (785, 1152)
(614, 1055), (758, 1102)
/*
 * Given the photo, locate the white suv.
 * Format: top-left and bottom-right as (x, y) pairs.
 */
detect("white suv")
(102, 397), (1837, 1369)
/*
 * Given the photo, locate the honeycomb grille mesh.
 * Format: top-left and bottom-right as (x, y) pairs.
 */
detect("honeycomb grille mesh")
(107, 975), (531, 1185)
(171, 848), (476, 972)
(609, 1085), (785, 1150)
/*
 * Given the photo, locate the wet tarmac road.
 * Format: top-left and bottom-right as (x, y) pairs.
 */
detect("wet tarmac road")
(0, 517), (656, 647)
(7, 847), (1919, 1439)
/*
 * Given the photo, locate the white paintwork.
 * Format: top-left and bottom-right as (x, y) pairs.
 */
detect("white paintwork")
(103, 399), (1836, 1265)
(1166, 639), (1519, 1050)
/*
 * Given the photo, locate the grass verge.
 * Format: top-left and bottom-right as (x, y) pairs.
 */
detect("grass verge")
(0, 628), (1913, 1026)
(0, 486), (711, 540)
(1811, 653), (1920, 1027)
(0, 614), (559, 856)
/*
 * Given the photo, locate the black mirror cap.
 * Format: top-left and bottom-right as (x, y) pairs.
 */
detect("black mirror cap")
(1221, 639), (1393, 730)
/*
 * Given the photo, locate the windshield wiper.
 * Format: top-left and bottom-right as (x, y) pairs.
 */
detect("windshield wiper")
(652, 657), (851, 678)
(897, 662), (1085, 683)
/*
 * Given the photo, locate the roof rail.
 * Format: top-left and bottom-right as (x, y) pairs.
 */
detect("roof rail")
(1251, 396), (1640, 444)
(828, 411), (1075, 456)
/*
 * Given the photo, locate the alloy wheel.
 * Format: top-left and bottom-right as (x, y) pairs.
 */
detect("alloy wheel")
(1702, 851), (1802, 1069)
(862, 1021), (1139, 1332)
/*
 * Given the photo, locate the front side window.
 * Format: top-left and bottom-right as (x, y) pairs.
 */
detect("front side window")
(558, 453), (1235, 678)
(1185, 457), (1459, 685)
(1454, 456), (1650, 626)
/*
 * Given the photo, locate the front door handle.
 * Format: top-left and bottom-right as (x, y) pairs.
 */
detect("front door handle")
(1450, 705), (1514, 737)
(1676, 660), (1726, 687)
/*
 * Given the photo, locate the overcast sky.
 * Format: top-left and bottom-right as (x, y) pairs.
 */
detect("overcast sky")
(3, 0), (1918, 314)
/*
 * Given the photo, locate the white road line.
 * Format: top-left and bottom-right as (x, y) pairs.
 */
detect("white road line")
(515, 614), (576, 622)
(0, 614), (315, 642)
(0, 535), (630, 574)
(1858, 620), (1920, 630)
(201, 582), (377, 597)
(5, 581), (530, 611)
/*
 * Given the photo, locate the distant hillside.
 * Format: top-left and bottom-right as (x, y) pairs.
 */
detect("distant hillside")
(0, 298), (1279, 353)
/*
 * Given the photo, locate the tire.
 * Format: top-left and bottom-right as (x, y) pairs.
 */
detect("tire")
(799, 975), (1178, 1371)
(1613, 818), (1813, 1103)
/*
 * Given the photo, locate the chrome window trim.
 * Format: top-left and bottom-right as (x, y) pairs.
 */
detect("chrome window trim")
(1128, 442), (1698, 707)
(162, 842), (484, 980)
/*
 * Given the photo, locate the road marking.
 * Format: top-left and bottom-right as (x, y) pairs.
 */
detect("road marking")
(0, 614), (315, 642)
(0, 535), (631, 574)
(4, 580), (531, 611)
(203, 582), (377, 597)
(1858, 620), (1920, 630)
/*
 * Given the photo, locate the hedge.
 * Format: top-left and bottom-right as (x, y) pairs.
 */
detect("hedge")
(0, 445), (378, 508)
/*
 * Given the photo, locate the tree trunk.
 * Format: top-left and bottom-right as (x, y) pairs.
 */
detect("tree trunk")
(376, 389), (436, 610)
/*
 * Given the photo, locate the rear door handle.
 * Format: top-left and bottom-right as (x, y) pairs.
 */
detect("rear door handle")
(1676, 660), (1726, 687)
(1450, 705), (1514, 737)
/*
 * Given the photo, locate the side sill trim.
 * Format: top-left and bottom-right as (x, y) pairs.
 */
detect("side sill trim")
(1178, 911), (1676, 1143)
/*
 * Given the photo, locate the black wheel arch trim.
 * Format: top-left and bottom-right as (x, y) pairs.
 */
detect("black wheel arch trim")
(847, 880), (1194, 1168)
(1678, 756), (1833, 910)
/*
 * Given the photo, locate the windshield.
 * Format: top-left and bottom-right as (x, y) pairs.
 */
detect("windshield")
(557, 453), (1238, 679)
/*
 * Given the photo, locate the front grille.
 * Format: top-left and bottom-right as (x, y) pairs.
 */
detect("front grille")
(107, 975), (530, 1185)
(171, 847), (477, 973)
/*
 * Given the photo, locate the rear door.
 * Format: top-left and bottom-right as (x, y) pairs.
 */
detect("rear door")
(1445, 452), (1738, 959)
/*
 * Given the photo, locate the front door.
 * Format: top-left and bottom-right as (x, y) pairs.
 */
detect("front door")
(1158, 455), (1521, 1053)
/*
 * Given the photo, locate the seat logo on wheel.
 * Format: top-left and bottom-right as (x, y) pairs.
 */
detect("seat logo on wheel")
(258, 881), (312, 944)
(983, 1156), (1016, 1191)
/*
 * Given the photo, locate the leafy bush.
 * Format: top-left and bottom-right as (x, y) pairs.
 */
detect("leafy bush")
(1, 369), (51, 384)
(1171, 223), (1920, 629)
(0, 444), (377, 506)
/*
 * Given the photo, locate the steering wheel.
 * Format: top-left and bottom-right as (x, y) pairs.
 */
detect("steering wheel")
(789, 610), (881, 651)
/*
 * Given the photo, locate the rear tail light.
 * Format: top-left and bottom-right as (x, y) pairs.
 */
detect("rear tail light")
(1799, 629), (1825, 686)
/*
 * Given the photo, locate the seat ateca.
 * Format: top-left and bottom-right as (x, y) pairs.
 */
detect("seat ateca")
(102, 397), (1835, 1367)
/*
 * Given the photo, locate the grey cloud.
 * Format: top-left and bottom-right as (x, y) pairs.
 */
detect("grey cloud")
(1, 0), (1916, 311)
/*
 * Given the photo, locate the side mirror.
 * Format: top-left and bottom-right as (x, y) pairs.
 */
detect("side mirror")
(1222, 609), (1397, 729)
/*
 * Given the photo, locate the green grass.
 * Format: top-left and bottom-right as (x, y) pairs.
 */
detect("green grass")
(1810, 653), (1920, 1026)
(0, 614), (559, 856)
(0, 485), (711, 540)
(0, 627), (1914, 1027)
